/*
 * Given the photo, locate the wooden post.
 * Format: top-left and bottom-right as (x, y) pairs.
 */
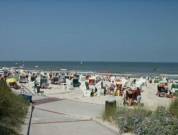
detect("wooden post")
(105, 99), (116, 116)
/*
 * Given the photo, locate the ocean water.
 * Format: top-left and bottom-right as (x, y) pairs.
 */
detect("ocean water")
(0, 61), (178, 74)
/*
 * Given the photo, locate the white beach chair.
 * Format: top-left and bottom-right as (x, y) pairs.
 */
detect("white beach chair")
(83, 89), (91, 97)
(95, 81), (102, 96)
(80, 81), (91, 97)
(66, 79), (73, 90)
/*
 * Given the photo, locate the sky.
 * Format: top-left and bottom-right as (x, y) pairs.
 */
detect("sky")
(0, 0), (178, 62)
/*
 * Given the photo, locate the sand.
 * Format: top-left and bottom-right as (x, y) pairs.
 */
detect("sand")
(22, 81), (172, 111)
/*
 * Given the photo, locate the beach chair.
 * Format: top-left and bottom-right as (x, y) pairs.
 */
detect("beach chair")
(95, 81), (105, 96)
(66, 79), (74, 90)
(123, 88), (142, 106)
(80, 81), (91, 97)
(83, 89), (91, 97)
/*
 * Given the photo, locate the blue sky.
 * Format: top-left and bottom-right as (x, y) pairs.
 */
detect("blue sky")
(0, 0), (178, 62)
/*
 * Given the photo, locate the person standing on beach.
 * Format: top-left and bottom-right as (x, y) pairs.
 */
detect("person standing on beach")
(110, 81), (115, 95)
(136, 87), (142, 104)
(101, 81), (104, 89)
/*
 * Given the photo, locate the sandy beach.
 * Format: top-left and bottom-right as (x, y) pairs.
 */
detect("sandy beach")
(3, 67), (177, 135)
(22, 76), (172, 111)
(17, 73), (173, 135)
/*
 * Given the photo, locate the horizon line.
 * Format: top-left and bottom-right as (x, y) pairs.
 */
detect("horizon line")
(0, 60), (178, 64)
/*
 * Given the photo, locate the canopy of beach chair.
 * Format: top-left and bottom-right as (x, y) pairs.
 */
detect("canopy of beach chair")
(159, 80), (167, 84)
(6, 78), (17, 84)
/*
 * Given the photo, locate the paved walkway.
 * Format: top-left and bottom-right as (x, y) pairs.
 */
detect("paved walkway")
(30, 97), (117, 135)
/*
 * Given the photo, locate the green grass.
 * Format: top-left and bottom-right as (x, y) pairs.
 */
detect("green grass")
(0, 124), (19, 135)
(117, 107), (151, 134)
(0, 80), (29, 135)
(135, 107), (178, 135)
(103, 104), (178, 135)
(169, 95), (178, 118)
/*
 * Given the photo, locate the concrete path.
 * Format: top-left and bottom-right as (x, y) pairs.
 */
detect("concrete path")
(30, 97), (117, 135)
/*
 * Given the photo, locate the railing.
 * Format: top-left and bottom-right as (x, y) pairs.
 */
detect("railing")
(27, 105), (34, 135)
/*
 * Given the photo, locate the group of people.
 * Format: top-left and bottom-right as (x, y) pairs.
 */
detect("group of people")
(156, 81), (177, 98)
(123, 87), (142, 106)
(105, 78), (143, 106)
(100, 80), (123, 96)
(83, 76), (143, 106)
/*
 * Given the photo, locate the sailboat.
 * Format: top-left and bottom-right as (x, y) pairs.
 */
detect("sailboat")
(34, 65), (39, 68)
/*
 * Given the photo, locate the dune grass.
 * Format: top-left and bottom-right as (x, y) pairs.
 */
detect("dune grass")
(103, 97), (178, 135)
(169, 94), (178, 118)
(0, 80), (29, 135)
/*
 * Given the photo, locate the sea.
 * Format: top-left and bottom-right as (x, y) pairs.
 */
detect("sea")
(0, 61), (178, 75)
